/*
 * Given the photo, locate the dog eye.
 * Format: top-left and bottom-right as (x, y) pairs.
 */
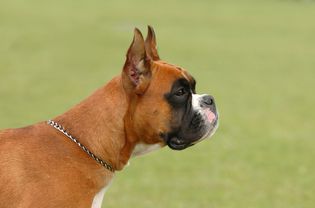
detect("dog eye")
(175, 88), (186, 96)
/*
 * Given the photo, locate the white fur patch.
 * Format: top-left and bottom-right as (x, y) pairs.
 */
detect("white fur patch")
(132, 143), (162, 157)
(192, 93), (206, 111)
(91, 143), (161, 208)
(191, 93), (218, 144)
(91, 183), (111, 208)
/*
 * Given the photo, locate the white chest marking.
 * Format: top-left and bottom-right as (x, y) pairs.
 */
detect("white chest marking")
(132, 143), (162, 157)
(91, 184), (111, 208)
(91, 143), (161, 208)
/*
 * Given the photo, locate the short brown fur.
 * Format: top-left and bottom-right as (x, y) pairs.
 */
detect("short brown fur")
(0, 27), (194, 208)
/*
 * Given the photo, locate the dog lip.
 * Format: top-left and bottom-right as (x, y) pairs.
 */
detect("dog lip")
(213, 111), (219, 126)
(205, 109), (216, 123)
(167, 137), (191, 150)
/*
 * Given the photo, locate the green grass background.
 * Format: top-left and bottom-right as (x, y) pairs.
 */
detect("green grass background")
(1, 0), (315, 207)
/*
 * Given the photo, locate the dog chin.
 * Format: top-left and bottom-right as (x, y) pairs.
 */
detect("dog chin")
(167, 137), (193, 150)
(192, 121), (219, 146)
(167, 121), (218, 151)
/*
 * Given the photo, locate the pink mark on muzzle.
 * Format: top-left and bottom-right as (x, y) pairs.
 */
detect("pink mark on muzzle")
(205, 109), (216, 123)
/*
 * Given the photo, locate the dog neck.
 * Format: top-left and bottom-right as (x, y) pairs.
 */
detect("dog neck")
(54, 76), (133, 171)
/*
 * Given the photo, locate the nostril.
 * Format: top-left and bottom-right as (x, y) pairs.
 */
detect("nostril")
(201, 95), (214, 106)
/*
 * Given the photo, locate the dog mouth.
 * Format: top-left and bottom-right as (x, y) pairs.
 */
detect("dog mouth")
(161, 106), (219, 151)
(167, 124), (218, 150)
(163, 114), (219, 151)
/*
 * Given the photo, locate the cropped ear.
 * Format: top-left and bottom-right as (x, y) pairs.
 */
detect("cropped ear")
(122, 28), (152, 95)
(145, 25), (160, 61)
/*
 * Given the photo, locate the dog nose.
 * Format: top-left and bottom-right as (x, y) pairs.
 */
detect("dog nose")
(200, 95), (215, 107)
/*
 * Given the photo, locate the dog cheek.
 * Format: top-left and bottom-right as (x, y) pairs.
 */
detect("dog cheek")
(133, 104), (171, 144)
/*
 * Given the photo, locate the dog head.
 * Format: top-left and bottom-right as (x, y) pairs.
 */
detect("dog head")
(122, 26), (218, 153)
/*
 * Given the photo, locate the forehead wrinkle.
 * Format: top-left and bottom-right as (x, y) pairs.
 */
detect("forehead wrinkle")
(152, 61), (183, 76)
(155, 61), (183, 71)
(180, 69), (195, 86)
(180, 70), (190, 82)
(150, 61), (183, 89)
(153, 61), (195, 86)
(155, 61), (193, 84)
(151, 61), (188, 92)
(153, 61), (197, 92)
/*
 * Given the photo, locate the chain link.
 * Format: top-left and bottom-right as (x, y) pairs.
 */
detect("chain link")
(47, 120), (114, 172)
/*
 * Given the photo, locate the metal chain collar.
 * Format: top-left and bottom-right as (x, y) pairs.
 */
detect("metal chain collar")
(47, 120), (114, 172)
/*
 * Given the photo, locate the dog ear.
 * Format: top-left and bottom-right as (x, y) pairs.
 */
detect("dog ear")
(122, 28), (152, 95)
(145, 25), (160, 61)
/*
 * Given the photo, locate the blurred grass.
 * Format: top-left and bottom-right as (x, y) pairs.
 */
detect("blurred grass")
(1, 0), (315, 207)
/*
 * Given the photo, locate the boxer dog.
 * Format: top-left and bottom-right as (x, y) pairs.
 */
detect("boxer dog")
(0, 26), (218, 208)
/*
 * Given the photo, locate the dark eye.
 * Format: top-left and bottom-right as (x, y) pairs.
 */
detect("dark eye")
(175, 88), (186, 96)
